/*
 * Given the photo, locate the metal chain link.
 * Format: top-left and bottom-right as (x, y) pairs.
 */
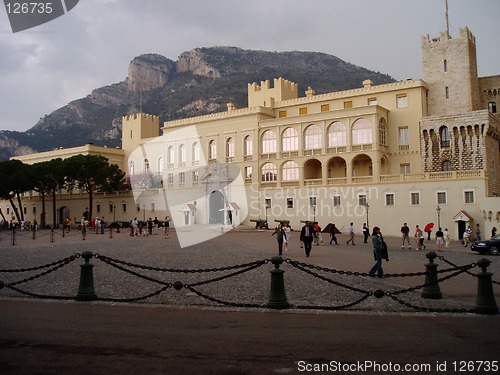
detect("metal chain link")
(98, 285), (173, 303)
(438, 255), (499, 285)
(95, 254), (269, 274)
(185, 285), (266, 308)
(293, 294), (371, 311)
(0, 255), (79, 273)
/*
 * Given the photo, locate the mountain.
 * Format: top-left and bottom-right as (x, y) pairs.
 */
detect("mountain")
(0, 47), (396, 160)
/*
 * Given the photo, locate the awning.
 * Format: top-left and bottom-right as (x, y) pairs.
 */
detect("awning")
(180, 203), (197, 212)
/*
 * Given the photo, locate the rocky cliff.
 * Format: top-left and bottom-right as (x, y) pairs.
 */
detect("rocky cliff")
(0, 47), (395, 159)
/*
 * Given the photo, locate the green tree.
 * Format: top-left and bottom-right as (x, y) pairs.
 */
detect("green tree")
(31, 159), (66, 228)
(64, 155), (125, 223)
(0, 160), (33, 224)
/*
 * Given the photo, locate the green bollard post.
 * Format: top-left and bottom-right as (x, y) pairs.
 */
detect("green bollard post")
(474, 258), (499, 315)
(75, 251), (97, 301)
(421, 251), (442, 299)
(267, 256), (289, 309)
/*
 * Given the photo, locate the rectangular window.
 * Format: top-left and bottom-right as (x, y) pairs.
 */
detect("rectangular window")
(385, 193), (395, 206)
(400, 163), (411, 174)
(136, 204), (140, 212)
(368, 97), (378, 106)
(445, 86), (449, 99)
(151, 203), (155, 211)
(167, 173), (174, 184)
(437, 191), (447, 205)
(398, 127), (409, 145)
(410, 192), (420, 205)
(179, 172), (186, 183)
(122, 203), (127, 213)
(109, 204), (114, 213)
(96, 204), (101, 213)
(309, 196), (317, 207)
(321, 104), (330, 112)
(464, 190), (475, 204)
(299, 107), (308, 115)
(192, 171), (199, 183)
(278, 111), (287, 118)
(396, 94), (408, 108)
(332, 195), (341, 207)
(343, 101), (352, 109)
(286, 198), (294, 209)
(358, 194), (367, 207)
(245, 166), (253, 179)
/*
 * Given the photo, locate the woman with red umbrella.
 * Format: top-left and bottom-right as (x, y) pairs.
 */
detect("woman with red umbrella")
(424, 222), (434, 241)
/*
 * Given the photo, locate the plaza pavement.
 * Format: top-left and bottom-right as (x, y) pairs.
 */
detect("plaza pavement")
(0, 226), (499, 374)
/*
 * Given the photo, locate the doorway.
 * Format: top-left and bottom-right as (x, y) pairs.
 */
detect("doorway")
(209, 190), (224, 224)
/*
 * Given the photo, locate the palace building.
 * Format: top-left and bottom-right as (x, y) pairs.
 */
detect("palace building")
(3, 26), (500, 240)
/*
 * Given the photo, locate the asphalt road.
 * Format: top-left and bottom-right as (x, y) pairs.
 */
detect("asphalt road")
(1, 299), (499, 375)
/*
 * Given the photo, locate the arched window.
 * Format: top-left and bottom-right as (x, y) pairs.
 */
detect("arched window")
(440, 126), (450, 147)
(328, 122), (346, 147)
(157, 157), (163, 173)
(488, 102), (497, 113)
(244, 135), (253, 156)
(282, 127), (299, 151)
(262, 130), (277, 153)
(378, 118), (387, 146)
(167, 146), (174, 164)
(208, 139), (217, 160)
(352, 119), (372, 145)
(226, 137), (235, 158)
(144, 159), (150, 172)
(129, 161), (135, 175)
(192, 142), (200, 163)
(261, 162), (277, 182)
(442, 160), (452, 171)
(282, 161), (299, 181)
(178, 144), (186, 163)
(304, 124), (322, 149)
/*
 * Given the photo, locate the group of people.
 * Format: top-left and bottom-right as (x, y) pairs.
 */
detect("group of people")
(129, 216), (171, 238)
(400, 222), (450, 251)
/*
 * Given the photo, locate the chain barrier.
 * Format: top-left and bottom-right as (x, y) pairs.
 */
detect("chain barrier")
(0, 254), (79, 300)
(0, 252), (492, 314)
(94, 254), (268, 305)
(438, 254), (500, 285)
(285, 258), (479, 313)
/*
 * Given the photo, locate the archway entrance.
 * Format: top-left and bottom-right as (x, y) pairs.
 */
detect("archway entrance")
(58, 206), (69, 227)
(209, 191), (224, 224)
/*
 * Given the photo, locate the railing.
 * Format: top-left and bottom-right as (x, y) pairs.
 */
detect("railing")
(1, 251), (497, 314)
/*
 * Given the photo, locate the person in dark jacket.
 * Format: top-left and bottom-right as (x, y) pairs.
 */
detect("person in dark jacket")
(272, 223), (286, 256)
(300, 221), (316, 257)
(369, 226), (385, 277)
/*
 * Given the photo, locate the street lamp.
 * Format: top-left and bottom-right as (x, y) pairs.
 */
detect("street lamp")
(436, 206), (441, 229)
(365, 202), (370, 228)
(264, 200), (270, 229)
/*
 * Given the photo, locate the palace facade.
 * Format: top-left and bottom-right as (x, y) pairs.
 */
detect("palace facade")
(3, 26), (500, 240)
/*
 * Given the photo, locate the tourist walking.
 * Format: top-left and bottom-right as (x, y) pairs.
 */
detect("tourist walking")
(329, 223), (338, 245)
(164, 216), (171, 238)
(346, 222), (355, 245)
(463, 225), (472, 247)
(283, 223), (291, 251)
(401, 222), (411, 249)
(314, 222), (324, 245)
(300, 221), (315, 257)
(272, 224), (286, 256)
(435, 227), (444, 251)
(444, 228), (450, 248)
(369, 226), (385, 277)
(475, 224), (481, 241)
(415, 225), (425, 250)
(362, 223), (369, 243)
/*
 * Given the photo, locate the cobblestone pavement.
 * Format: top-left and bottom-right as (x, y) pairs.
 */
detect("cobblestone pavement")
(0, 226), (498, 315)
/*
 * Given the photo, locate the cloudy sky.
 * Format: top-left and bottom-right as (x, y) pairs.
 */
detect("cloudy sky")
(1, 0), (499, 132)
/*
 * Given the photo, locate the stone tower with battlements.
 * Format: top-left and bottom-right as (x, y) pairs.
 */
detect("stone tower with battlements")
(121, 113), (160, 166)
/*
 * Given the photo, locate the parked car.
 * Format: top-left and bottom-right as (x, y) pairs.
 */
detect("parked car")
(471, 234), (500, 255)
